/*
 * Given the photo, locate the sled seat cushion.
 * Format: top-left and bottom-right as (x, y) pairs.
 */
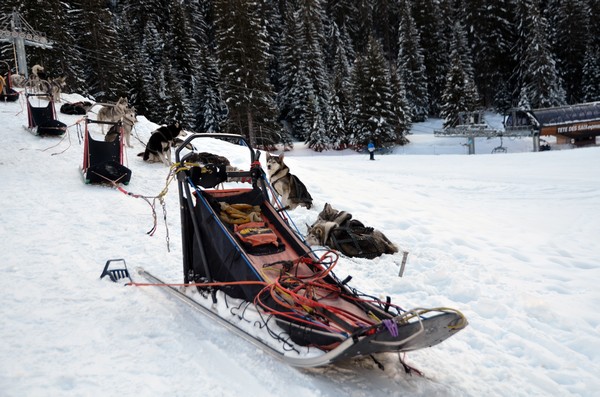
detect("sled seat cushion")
(234, 222), (279, 248)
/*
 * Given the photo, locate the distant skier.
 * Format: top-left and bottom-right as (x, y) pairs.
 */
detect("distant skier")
(367, 141), (375, 160)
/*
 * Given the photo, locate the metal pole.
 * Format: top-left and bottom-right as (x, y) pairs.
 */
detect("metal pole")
(468, 135), (475, 155)
(532, 133), (540, 152)
(12, 10), (28, 78)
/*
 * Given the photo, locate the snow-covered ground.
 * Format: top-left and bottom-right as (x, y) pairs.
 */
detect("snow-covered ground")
(1, 93), (599, 397)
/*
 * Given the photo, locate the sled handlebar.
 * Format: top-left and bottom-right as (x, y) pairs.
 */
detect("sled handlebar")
(175, 133), (256, 164)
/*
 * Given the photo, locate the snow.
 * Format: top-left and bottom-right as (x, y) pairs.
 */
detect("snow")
(1, 93), (599, 397)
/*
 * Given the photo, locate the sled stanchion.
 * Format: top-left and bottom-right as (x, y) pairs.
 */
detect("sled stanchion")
(100, 259), (132, 283)
(398, 251), (409, 277)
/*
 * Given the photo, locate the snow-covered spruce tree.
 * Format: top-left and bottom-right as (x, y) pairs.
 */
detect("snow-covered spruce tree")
(139, 21), (168, 123)
(183, 1), (227, 134)
(372, 0), (400, 61)
(581, 43), (600, 102)
(213, 0), (279, 147)
(388, 63), (411, 144)
(160, 55), (188, 126)
(195, 40), (226, 133)
(412, 0), (450, 117)
(397, 0), (428, 122)
(326, 89), (347, 149)
(306, 98), (330, 152)
(342, 0), (372, 53)
(463, 0), (514, 111)
(440, 21), (480, 128)
(165, 1), (202, 128)
(71, 0), (125, 101)
(279, 0), (331, 150)
(347, 35), (398, 149)
(545, 0), (588, 104)
(327, 21), (353, 149)
(517, 5), (566, 109)
(117, 0), (176, 118)
(581, 0), (600, 102)
(296, 0), (331, 151)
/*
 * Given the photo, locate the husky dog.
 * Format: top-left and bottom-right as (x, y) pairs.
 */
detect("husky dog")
(10, 73), (26, 88)
(306, 203), (398, 258)
(31, 64), (47, 81)
(97, 97), (130, 133)
(60, 101), (94, 115)
(104, 108), (137, 148)
(265, 152), (313, 210)
(138, 122), (184, 166)
(47, 76), (66, 101)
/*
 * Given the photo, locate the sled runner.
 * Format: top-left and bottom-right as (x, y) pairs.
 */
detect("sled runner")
(81, 117), (131, 185)
(25, 92), (67, 136)
(161, 133), (467, 367)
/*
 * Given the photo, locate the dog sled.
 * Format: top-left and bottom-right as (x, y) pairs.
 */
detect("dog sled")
(81, 117), (131, 185)
(0, 61), (19, 102)
(135, 133), (467, 367)
(25, 88), (67, 136)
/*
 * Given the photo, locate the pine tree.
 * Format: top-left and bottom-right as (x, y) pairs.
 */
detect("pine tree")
(71, 0), (124, 100)
(139, 21), (167, 122)
(464, 0), (514, 110)
(347, 35), (397, 149)
(328, 21), (353, 148)
(517, 5), (566, 109)
(581, 43), (600, 102)
(279, 0), (331, 148)
(214, 0), (279, 147)
(372, 0), (399, 61)
(412, 0), (449, 117)
(546, 0), (588, 103)
(440, 22), (480, 128)
(326, 89), (347, 149)
(397, 0), (428, 122)
(582, 0), (600, 101)
(388, 63), (411, 144)
(296, 0), (331, 150)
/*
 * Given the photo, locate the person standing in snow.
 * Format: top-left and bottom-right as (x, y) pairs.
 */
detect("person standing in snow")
(367, 141), (375, 160)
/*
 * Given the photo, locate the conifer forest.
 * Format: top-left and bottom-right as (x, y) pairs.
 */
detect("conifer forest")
(1, 0), (599, 151)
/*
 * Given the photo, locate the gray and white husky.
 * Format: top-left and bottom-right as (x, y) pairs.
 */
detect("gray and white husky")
(266, 152), (313, 210)
(97, 97), (130, 134)
(305, 203), (398, 258)
(104, 107), (137, 148)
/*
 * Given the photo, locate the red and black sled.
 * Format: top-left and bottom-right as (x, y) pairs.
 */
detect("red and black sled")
(81, 117), (131, 185)
(0, 61), (20, 103)
(143, 133), (467, 367)
(25, 93), (66, 136)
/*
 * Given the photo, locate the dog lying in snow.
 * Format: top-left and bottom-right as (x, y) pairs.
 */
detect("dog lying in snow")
(306, 203), (398, 258)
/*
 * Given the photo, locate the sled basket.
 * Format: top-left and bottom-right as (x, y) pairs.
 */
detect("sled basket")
(25, 94), (67, 136)
(82, 118), (131, 185)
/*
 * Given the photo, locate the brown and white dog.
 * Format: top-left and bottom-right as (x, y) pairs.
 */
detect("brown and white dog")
(265, 153), (313, 210)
